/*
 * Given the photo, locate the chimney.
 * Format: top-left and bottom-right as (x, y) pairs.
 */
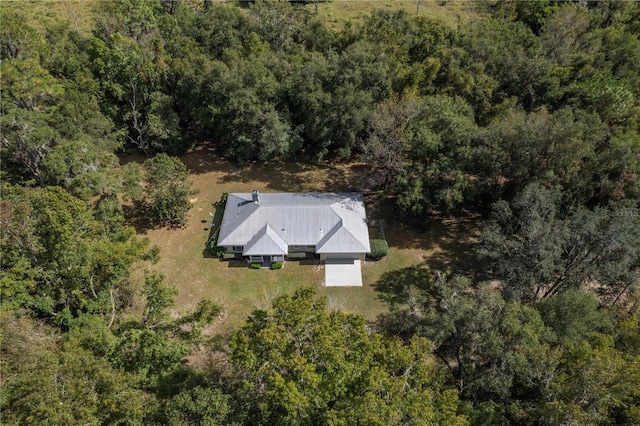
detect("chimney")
(252, 190), (259, 204)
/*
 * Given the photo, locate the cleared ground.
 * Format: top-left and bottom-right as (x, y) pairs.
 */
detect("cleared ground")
(127, 145), (479, 332)
(307, 0), (489, 29)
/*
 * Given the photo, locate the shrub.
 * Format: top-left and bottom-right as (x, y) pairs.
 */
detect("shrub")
(143, 244), (161, 263)
(271, 261), (283, 270)
(368, 239), (389, 260)
(207, 231), (226, 258)
(214, 192), (228, 209)
(144, 153), (194, 227)
(250, 263), (262, 269)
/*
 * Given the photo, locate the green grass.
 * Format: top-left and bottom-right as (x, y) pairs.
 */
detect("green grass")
(305, 0), (489, 29)
(129, 147), (479, 333)
(3, 0), (95, 36)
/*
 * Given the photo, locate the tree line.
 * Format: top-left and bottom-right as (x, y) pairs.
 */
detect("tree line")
(1, 0), (640, 424)
(2, 0), (639, 215)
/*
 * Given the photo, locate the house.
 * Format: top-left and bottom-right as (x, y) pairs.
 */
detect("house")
(217, 191), (371, 286)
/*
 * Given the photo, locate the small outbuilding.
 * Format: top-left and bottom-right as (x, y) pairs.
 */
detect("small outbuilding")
(217, 192), (370, 286)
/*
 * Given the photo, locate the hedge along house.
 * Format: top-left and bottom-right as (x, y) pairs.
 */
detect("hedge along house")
(217, 191), (371, 286)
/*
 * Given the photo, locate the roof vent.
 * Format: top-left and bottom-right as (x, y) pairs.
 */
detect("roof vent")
(252, 190), (259, 204)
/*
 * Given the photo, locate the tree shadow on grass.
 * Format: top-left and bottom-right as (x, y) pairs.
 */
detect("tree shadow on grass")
(372, 265), (437, 308)
(122, 201), (152, 234)
(200, 193), (227, 259)
(217, 161), (359, 193)
(365, 193), (482, 277)
(179, 144), (367, 193)
(123, 201), (188, 234)
(372, 265), (443, 339)
(227, 259), (248, 268)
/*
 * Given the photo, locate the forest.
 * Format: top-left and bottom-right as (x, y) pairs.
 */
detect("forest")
(1, 0), (640, 424)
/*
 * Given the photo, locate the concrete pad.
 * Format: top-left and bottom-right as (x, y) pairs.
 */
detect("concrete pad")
(324, 258), (363, 287)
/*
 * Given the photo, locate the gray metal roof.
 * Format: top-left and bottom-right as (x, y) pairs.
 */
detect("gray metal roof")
(218, 193), (370, 254)
(243, 224), (288, 255)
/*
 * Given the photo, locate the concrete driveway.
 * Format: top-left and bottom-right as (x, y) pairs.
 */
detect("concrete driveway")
(324, 258), (363, 287)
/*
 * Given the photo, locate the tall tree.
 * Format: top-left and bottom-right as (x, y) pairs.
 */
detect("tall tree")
(142, 153), (194, 227)
(360, 92), (421, 189)
(0, 314), (155, 424)
(477, 183), (640, 303)
(0, 185), (152, 325)
(230, 287), (467, 425)
(377, 271), (557, 424)
(394, 94), (477, 214)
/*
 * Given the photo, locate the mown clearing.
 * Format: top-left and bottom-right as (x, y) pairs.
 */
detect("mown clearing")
(308, 0), (489, 29)
(129, 145), (479, 331)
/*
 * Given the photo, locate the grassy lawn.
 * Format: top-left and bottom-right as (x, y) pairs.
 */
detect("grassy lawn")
(304, 0), (489, 29)
(5, 0), (95, 36)
(9, 0), (489, 37)
(128, 145), (479, 332)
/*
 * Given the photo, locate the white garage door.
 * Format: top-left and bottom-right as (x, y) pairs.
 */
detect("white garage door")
(325, 258), (363, 287)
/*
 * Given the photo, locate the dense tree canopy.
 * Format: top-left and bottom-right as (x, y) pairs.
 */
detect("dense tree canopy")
(229, 287), (467, 426)
(1, 1), (639, 424)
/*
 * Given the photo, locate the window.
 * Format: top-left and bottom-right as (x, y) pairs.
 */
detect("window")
(249, 255), (263, 263)
(291, 245), (301, 250)
(232, 246), (243, 252)
(271, 255), (284, 262)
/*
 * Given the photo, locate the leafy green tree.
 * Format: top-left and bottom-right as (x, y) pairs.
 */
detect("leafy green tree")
(248, 0), (303, 52)
(191, 3), (249, 59)
(474, 106), (611, 207)
(464, 18), (559, 109)
(230, 287), (467, 425)
(142, 153), (194, 226)
(377, 271), (558, 424)
(0, 58), (64, 111)
(145, 91), (182, 153)
(283, 52), (334, 161)
(114, 272), (222, 393)
(0, 40), (125, 196)
(540, 3), (599, 79)
(89, 29), (160, 153)
(478, 183), (640, 303)
(0, 11), (45, 60)
(1, 314), (155, 425)
(198, 44), (303, 164)
(394, 94), (477, 214)
(0, 185), (151, 325)
(40, 137), (122, 200)
(92, 0), (159, 44)
(0, 109), (59, 186)
(478, 184), (564, 298)
(356, 10), (431, 93)
(541, 334), (640, 425)
(501, 0), (559, 34)
(51, 81), (124, 150)
(165, 387), (233, 426)
(360, 93), (421, 189)
(326, 40), (391, 159)
(536, 289), (613, 346)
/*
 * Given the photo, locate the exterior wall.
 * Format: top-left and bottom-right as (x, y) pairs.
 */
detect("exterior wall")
(224, 246), (244, 254)
(246, 255), (285, 262)
(288, 245), (315, 254)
